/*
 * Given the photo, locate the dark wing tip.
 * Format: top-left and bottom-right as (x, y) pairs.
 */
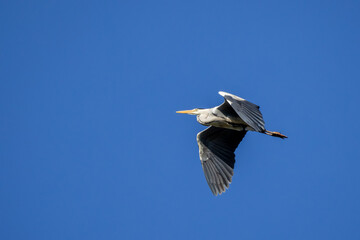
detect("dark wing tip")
(203, 160), (232, 196)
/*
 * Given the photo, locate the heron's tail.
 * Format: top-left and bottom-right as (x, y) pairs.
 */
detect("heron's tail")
(265, 130), (287, 139)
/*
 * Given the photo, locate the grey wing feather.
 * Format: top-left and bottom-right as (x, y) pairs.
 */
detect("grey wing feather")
(219, 91), (265, 132)
(197, 126), (247, 196)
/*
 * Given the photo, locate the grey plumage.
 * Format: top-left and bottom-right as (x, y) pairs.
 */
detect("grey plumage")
(176, 91), (287, 196)
(219, 91), (265, 132)
(197, 126), (246, 195)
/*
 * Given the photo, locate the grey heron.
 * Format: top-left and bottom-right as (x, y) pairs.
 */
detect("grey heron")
(176, 91), (287, 196)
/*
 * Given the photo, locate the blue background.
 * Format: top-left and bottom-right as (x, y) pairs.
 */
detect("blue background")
(1, 1), (360, 239)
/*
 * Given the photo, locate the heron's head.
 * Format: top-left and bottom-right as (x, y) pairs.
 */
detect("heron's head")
(176, 108), (205, 115)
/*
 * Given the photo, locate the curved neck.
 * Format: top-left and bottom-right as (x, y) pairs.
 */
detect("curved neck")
(196, 109), (212, 126)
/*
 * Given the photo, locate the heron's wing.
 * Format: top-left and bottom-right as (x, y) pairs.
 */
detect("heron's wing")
(197, 126), (247, 196)
(219, 91), (265, 132)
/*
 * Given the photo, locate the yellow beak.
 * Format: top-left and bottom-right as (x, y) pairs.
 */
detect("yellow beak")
(176, 109), (196, 114)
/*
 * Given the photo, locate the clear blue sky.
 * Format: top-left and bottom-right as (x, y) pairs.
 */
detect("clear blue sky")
(1, 1), (360, 239)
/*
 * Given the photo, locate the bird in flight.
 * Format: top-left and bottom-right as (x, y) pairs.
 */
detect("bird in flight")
(177, 91), (287, 196)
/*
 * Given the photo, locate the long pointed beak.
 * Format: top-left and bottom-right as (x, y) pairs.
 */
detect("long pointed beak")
(176, 109), (196, 114)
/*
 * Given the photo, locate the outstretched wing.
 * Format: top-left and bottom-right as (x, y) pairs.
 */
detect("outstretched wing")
(219, 91), (265, 132)
(197, 126), (247, 196)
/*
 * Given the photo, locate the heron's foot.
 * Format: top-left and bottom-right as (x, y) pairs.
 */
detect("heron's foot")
(265, 130), (288, 139)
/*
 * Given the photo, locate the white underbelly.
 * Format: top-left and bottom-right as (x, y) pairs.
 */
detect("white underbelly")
(208, 121), (252, 131)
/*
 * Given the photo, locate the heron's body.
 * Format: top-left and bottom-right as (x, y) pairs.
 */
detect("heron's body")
(177, 91), (287, 196)
(196, 108), (249, 131)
